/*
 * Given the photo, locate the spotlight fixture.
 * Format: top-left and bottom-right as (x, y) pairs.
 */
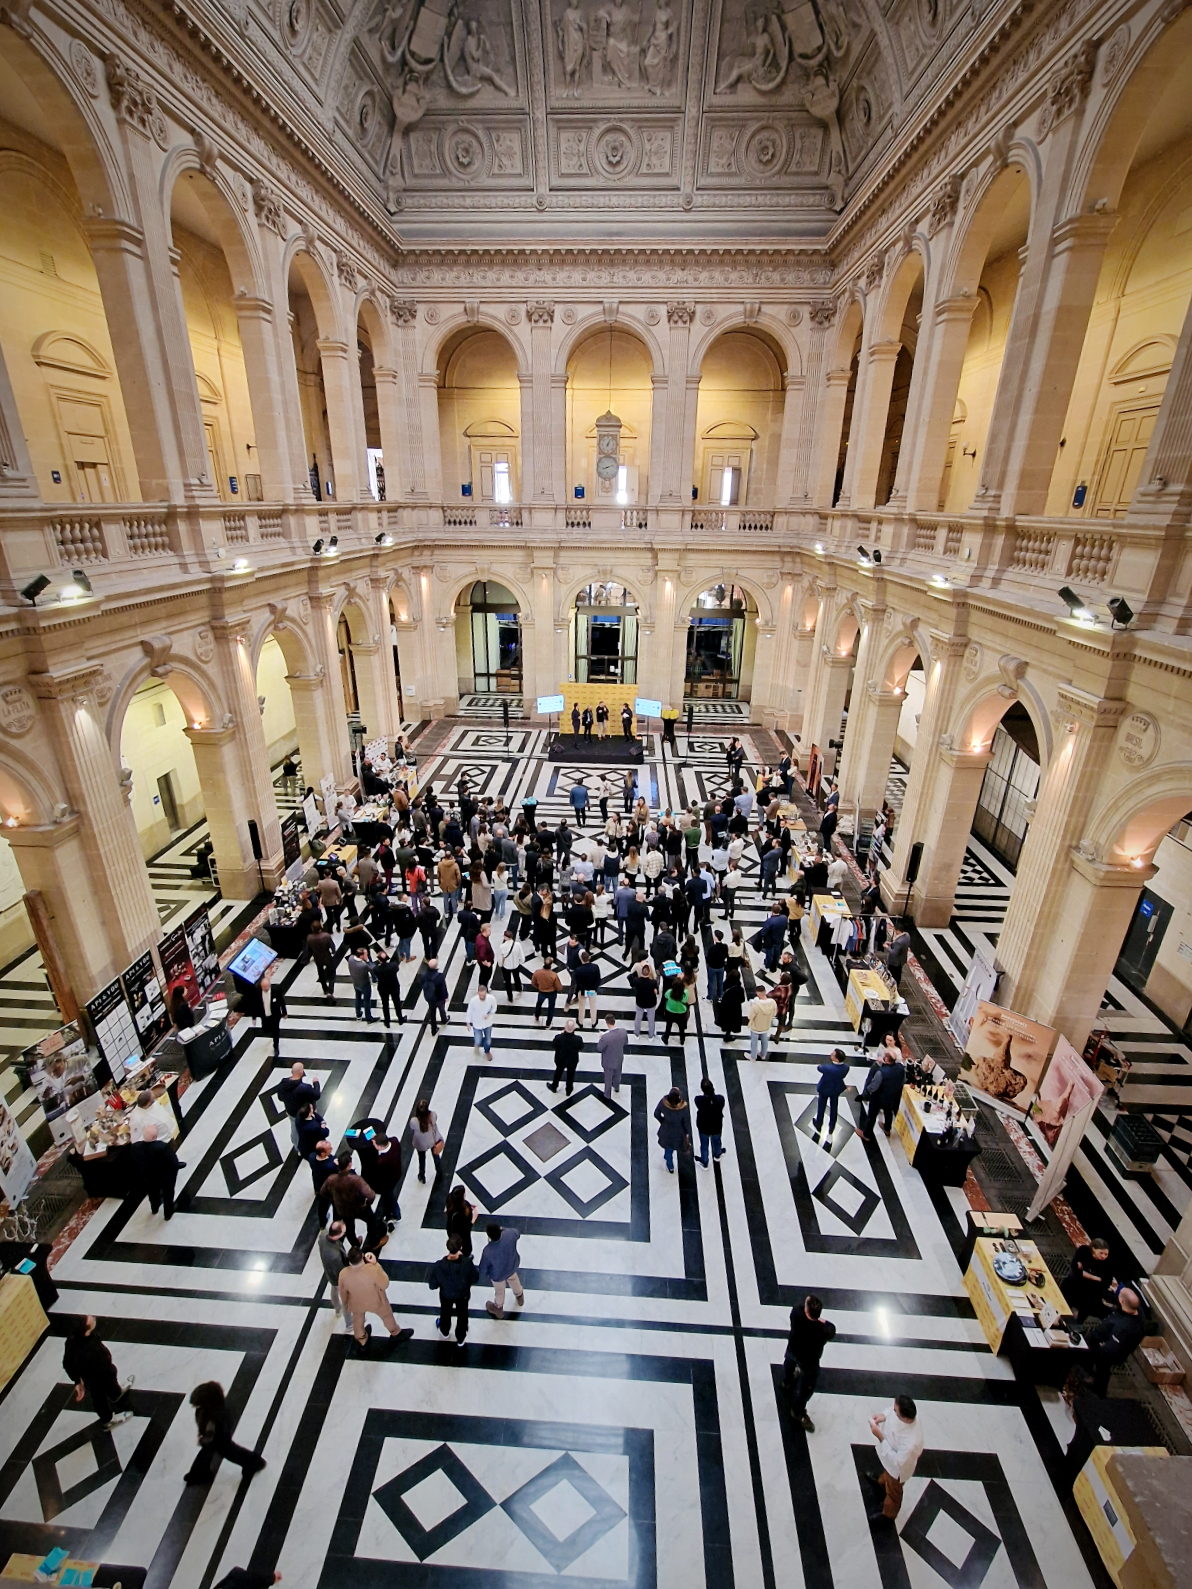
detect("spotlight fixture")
(814, 542), (824, 554)
(857, 544), (872, 562)
(1107, 596), (1134, 629)
(20, 574), (51, 606)
(71, 569), (92, 594)
(232, 558), (250, 572)
(1058, 585), (1095, 622)
(328, 535), (338, 550)
(312, 539), (325, 554)
(872, 549), (882, 564)
(375, 532), (393, 547)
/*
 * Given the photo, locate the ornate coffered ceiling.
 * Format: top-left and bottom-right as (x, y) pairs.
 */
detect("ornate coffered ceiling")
(257, 0), (966, 243)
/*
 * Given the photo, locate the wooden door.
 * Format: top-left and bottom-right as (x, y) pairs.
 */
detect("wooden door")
(204, 421), (225, 500)
(1090, 404), (1160, 519)
(57, 398), (116, 502)
(705, 449), (747, 506)
(471, 446), (514, 503)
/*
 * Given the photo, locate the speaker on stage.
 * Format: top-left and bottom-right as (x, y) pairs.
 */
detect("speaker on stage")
(905, 841), (923, 885)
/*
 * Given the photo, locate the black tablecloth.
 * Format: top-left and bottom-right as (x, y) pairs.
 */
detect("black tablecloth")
(861, 1005), (907, 1049)
(69, 1145), (135, 1199)
(1002, 1311), (1089, 1387)
(267, 919), (310, 960)
(182, 1019), (233, 1080)
(0, 1241), (57, 1310)
(1067, 1395), (1156, 1477)
(911, 1133), (981, 1188)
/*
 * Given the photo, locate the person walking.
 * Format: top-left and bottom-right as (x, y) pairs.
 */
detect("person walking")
(467, 982), (497, 1058)
(410, 1099), (443, 1182)
(130, 1122), (183, 1219)
(866, 1395), (923, 1521)
(348, 947), (376, 1023)
(496, 928), (528, 1000)
(695, 1076), (725, 1168)
(814, 1049), (851, 1137)
(421, 957), (449, 1034)
(317, 871), (344, 934)
(784, 1294), (836, 1432)
(306, 923), (337, 1001)
(278, 1061), (321, 1150)
(570, 779), (589, 827)
(445, 1183), (479, 1254)
(370, 1131), (402, 1227)
(372, 947), (404, 1028)
(428, 1235), (480, 1346)
(654, 1087), (691, 1173)
(531, 957), (563, 1026)
(338, 1247), (414, 1353)
(630, 959), (659, 1037)
(321, 1151), (384, 1251)
(746, 987), (778, 1060)
(318, 1220), (349, 1325)
(860, 1045), (905, 1141)
(661, 973), (693, 1046)
(184, 1381), (265, 1485)
(295, 1101), (329, 1160)
(706, 930), (728, 1006)
(479, 1223), (525, 1317)
(417, 898), (442, 959)
(549, 1019), (584, 1095)
(310, 1138), (337, 1223)
(597, 1014), (628, 1098)
(64, 1316), (135, 1429)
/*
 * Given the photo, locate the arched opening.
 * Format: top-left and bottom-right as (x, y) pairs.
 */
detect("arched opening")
(0, 760), (58, 971)
(357, 308), (385, 501)
(288, 252), (335, 499)
(571, 582), (637, 687)
(971, 703), (1041, 869)
(939, 167), (1032, 511)
(119, 679), (205, 858)
(437, 328), (521, 502)
(1047, 53), (1192, 519)
(832, 321), (863, 506)
(694, 330), (785, 504)
(457, 580), (523, 695)
(685, 584), (758, 701)
(256, 635), (300, 773)
(874, 255), (924, 506)
(168, 170), (261, 502)
(566, 327), (653, 504)
(0, 70), (139, 501)
(256, 624), (331, 794)
(337, 611), (362, 715)
(1109, 796), (1192, 1022)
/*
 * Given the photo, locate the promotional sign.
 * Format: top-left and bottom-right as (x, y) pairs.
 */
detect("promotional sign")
(85, 980), (140, 1083)
(958, 1001), (1055, 1113)
(24, 1023), (103, 1143)
(947, 945), (999, 1051)
(320, 774), (339, 821)
(228, 939), (278, 986)
(634, 697), (662, 719)
(184, 904), (220, 995)
(281, 812), (303, 881)
(1030, 1036), (1105, 1151)
(159, 923), (200, 1011)
(121, 951), (170, 1052)
(302, 793), (321, 836)
(536, 694), (565, 715)
(0, 1093), (36, 1206)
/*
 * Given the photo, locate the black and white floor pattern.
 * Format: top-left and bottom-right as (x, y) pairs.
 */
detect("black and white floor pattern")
(0, 724), (1125, 1589)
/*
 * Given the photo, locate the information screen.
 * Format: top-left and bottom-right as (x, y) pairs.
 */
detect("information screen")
(536, 694), (566, 714)
(228, 939), (279, 986)
(634, 697), (662, 718)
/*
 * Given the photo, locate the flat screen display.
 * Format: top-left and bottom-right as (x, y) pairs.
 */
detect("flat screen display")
(537, 694), (566, 714)
(634, 698), (661, 718)
(227, 939), (279, 986)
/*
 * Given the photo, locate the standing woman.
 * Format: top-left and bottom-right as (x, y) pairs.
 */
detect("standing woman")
(662, 971), (694, 1046)
(470, 862), (493, 923)
(715, 967), (746, 1040)
(409, 1099), (443, 1183)
(729, 926), (757, 996)
(535, 886), (557, 959)
(653, 1087), (692, 1173)
(680, 934), (701, 980)
(184, 1381), (265, 1485)
(592, 882), (613, 947)
(492, 861), (510, 922)
(621, 767), (636, 812)
(621, 702), (634, 741)
(633, 794), (649, 827)
(445, 1184), (479, 1255)
(623, 844), (642, 890)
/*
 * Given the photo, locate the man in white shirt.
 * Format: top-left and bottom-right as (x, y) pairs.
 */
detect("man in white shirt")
(867, 1394), (923, 1519)
(466, 983), (498, 1058)
(826, 854), (849, 890)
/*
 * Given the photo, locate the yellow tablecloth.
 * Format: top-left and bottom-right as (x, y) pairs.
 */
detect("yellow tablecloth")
(1073, 1445), (1167, 1587)
(845, 967), (892, 1031)
(2, 1555), (99, 1584)
(809, 894), (850, 938)
(963, 1237), (1072, 1352)
(0, 1273), (49, 1392)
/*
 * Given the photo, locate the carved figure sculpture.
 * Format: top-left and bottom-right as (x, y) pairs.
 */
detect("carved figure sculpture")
(642, 1), (677, 94)
(599, 0), (641, 89)
(446, 16), (515, 95)
(717, 15), (776, 92)
(385, 71), (427, 182)
(557, 0), (588, 96)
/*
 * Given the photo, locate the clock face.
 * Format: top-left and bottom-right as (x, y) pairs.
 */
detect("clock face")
(597, 432), (619, 456)
(596, 453), (619, 480)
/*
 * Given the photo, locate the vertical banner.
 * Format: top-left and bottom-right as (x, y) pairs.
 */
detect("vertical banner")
(281, 812), (303, 881)
(184, 905), (220, 995)
(1027, 1036), (1105, 1219)
(302, 792), (321, 835)
(320, 774), (338, 821)
(0, 1094), (36, 1205)
(159, 923), (200, 1010)
(807, 744), (823, 799)
(947, 945), (999, 1051)
(958, 1002), (1055, 1113)
(86, 979), (139, 1083)
(24, 1023), (103, 1142)
(121, 952), (170, 1052)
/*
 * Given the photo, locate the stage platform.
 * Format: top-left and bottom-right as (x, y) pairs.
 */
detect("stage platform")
(547, 733), (645, 764)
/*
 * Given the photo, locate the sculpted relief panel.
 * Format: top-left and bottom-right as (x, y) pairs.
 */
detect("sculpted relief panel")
(549, 0), (684, 102)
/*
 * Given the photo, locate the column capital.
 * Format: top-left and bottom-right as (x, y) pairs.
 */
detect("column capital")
(932, 293), (980, 325)
(80, 217), (145, 255)
(824, 367), (853, 387)
(209, 616), (250, 644)
(28, 663), (105, 702)
(3, 815), (83, 848)
(232, 295), (275, 322)
(1050, 210), (1119, 256)
(866, 340), (903, 365)
(316, 338), (351, 359)
(184, 724), (237, 747)
(939, 745), (993, 769)
(285, 670), (327, 691)
(1069, 850), (1157, 888)
(1053, 684), (1128, 731)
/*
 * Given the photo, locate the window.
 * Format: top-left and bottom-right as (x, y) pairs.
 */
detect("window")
(973, 723), (1040, 869)
(469, 581), (522, 693)
(573, 584), (637, 685)
(616, 464), (628, 505)
(493, 460), (512, 504)
(719, 466), (741, 507)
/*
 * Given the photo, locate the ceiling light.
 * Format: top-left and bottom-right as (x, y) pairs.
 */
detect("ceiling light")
(20, 574), (50, 606)
(1107, 596), (1134, 629)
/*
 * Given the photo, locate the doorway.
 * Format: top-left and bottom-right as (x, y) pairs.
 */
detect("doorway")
(1116, 889), (1174, 989)
(1089, 403), (1160, 519)
(972, 712), (1040, 869)
(156, 772), (182, 833)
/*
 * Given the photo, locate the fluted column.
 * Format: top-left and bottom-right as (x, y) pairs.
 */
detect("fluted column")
(839, 341), (902, 511)
(900, 295), (978, 513)
(316, 338), (364, 501)
(5, 818), (127, 1004)
(525, 301), (556, 508)
(809, 367), (853, 509)
(800, 653), (852, 775)
(29, 663), (159, 966)
(386, 301), (428, 500)
(658, 304), (695, 503)
(789, 302), (835, 504)
(773, 373), (805, 505)
(205, 619), (283, 890)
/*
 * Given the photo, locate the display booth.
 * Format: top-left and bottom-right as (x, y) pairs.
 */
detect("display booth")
(893, 1084), (981, 1186)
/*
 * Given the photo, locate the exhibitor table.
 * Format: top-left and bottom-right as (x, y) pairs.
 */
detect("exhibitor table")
(809, 893), (849, 952)
(964, 1235), (1087, 1386)
(893, 1088), (981, 1187)
(844, 965), (908, 1050)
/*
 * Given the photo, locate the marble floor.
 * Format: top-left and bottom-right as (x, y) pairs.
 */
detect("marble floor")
(3, 724), (1119, 1588)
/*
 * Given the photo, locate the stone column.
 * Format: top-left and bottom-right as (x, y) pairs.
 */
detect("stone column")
(525, 301), (556, 510)
(838, 341), (902, 511)
(647, 373), (669, 506)
(386, 300), (429, 500)
(808, 367), (854, 509)
(680, 373), (702, 507)
(233, 297), (293, 503)
(418, 372), (444, 502)
(309, 592), (354, 774)
(251, 185), (312, 500)
(800, 653), (852, 775)
(204, 619), (284, 891)
(5, 818), (127, 1003)
(761, 573), (798, 727)
(99, 61), (213, 503)
(184, 725), (273, 897)
(368, 574), (404, 737)
(283, 671), (339, 791)
(994, 688), (1128, 1020)
(900, 295), (978, 513)
(315, 338), (364, 502)
(789, 302), (835, 504)
(838, 684), (907, 820)
(551, 373), (568, 505)
(28, 663), (160, 966)
(787, 619), (818, 734)
(658, 304), (695, 503)
(773, 373), (806, 506)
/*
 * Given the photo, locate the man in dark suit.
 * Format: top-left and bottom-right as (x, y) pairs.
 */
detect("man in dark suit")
(885, 929), (912, 989)
(130, 1122), (183, 1219)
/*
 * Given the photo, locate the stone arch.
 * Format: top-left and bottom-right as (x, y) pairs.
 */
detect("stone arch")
(384, 572), (417, 622)
(553, 312), (665, 380)
(104, 653), (224, 759)
(945, 158), (1036, 300)
(331, 584), (377, 644)
(285, 239), (342, 340)
(828, 295), (865, 372)
(248, 611), (318, 676)
(796, 580), (823, 632)
(830, 599), (863, 656)
(688, 316), (799, 377)
(1086, 765), (1192, 864)
(161, 150), (266, 299)
(874, 246), (927, 346)
(874, 628), (930, 692)
(1071, 6), (1192, 220)
(556, 572), (643, 624)
(356, 291), (393, 367)
(449, 568), (534, 621)
(422, 313), (529, 379)
(676, 570), (774, 628)
(951, 679), (1050, 768)
(0, 742), (66, 827)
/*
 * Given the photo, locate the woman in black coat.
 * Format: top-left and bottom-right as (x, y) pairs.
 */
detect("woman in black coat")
(653, 1087), (691, 1173)
(185, 1381), (265, 1485)
(445, 1184), (479, 1255)
(715, 969), (746, 1039)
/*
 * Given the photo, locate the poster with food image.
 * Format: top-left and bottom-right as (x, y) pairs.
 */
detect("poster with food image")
(958, 1001), (1055, 1113)
(24, 1023), (103, 1143)
(1030, 1036), (1104, 1150)
(0, 1093), (37, 1205)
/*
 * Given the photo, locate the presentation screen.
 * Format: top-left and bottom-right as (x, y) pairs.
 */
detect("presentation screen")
(537, 694), (566, 714)
(634, 697), (662, 718)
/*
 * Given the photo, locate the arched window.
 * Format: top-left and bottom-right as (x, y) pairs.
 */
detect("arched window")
(469, 581), (522, 693)
(685, 585), (756, 699)
(573, 583), (638, 685)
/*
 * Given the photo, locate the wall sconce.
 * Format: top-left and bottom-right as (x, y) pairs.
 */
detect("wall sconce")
(1130, 855), (1146, 869)
(962, 446), (978, 460)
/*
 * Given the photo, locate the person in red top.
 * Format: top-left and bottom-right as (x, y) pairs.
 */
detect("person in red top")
(474, 922), (495, 976)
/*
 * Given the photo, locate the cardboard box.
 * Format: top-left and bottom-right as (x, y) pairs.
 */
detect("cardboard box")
(1139, 1337), (1186, 1387)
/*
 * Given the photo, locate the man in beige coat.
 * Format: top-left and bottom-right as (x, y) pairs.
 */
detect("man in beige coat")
(337, 1247), (414, 1352)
